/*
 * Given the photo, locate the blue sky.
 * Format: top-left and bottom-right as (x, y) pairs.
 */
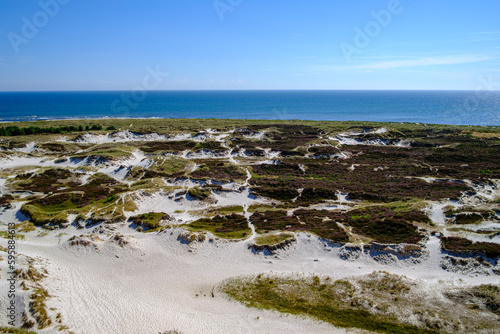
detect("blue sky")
(0, 0), (499, 91)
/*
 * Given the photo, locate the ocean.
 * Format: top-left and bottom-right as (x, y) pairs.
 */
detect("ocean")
(0, 90), (499, 126)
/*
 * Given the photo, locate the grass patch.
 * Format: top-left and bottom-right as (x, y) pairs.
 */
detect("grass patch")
(205, 205), (244, 215)
(15, 221), (36, 232)
(0, 327), (37, 334)
(254, 232), (295, 246)
(221, 272), (440, 334)
(188, 186), (211, 200)
(29, 287), (52, 329)
(129, 212), (170, 230)
(0, 230), (25, 240)
(150, 157), (190, 175)
(20, 204), (70, 226)
(187, 214), (250, 239)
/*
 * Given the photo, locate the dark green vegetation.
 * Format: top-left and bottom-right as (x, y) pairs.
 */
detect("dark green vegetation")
(0, 124), (106, 136)
(129, 212), (170, 230)
(444, 208), (497, 225)
(187, 186), (211, 200)
(186, 214), (250, 239)
(441, 237), (500, 260)
(253, 232), (295, 246)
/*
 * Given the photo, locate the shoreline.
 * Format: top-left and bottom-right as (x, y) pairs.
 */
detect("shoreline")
(1, 117), (500, 128)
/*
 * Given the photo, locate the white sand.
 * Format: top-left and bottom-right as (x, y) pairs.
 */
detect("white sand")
(2, 223), (498, 334)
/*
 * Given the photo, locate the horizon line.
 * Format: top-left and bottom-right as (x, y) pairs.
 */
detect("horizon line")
(0, 89), (494, 93)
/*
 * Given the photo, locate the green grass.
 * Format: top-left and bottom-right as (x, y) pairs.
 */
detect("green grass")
(15, 221), (36, 232)
(0, 231), (25, 240)
(221, 273), (441, 334)
(20, 204), (70, 226)
(187, 186), (211, 200)
(129, 212), (170, 230)
(73, 147), (132, 160)
(205, 205), (244, 215)
(149, 156), (190, 175)
(186, 214), (251, 239)
(254, 232), (295, 246)
(0, 327), (37, 334)
(29, 287), (52, 329)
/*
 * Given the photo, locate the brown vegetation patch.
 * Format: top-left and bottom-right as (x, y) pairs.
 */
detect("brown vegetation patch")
(250, 206), (425, 244)
(189, 161), (246, 181)
(138, 140), (196, 153)
(441, 237), (500, 261)
(188, 213), (250, 239)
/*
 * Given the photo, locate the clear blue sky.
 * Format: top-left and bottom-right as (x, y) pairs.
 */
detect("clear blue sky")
(0, 0), (499, 91)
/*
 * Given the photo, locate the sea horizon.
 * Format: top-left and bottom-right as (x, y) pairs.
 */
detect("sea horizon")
(1, 90), (499, 126)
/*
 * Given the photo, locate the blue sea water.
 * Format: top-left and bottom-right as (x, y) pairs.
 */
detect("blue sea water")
(0, 90), (499, 125)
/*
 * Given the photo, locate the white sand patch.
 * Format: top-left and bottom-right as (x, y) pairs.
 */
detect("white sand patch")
(0, 202), (29, 224)
(78, 174), (91, 185)
(329, 128), (410, 147)
(54, 150), (150, 181)
(242, 131), (266, 139)
(331, 136), (410, 147)
(132, 187), (265, 223)
(213, 133), (230, 142)
(415, 176), (437, 183)
(191, 132), (212, 142)
(0, 155), (55, 170)
(263, 148), (280, 159)
(0, 177), (6, 195)
(163, 177), (207, 188)
(337, 127), (387, 137)
(463, 179), (500, 204)
(336, 191), (351, 203)
(425, 201), (461, 225)
(14, 142), (37, 154)
(373, 127), (388, 134)
(71, 130), (170, 144)
(167, 133), (192, 141)
(185, 149), (230, 159)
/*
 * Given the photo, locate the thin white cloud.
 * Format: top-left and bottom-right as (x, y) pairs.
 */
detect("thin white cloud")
(463, 31), (500, 36)
(320, 55), (491, 71)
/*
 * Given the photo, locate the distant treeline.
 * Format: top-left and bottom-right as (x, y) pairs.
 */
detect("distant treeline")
(0, 125), (116, 136)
